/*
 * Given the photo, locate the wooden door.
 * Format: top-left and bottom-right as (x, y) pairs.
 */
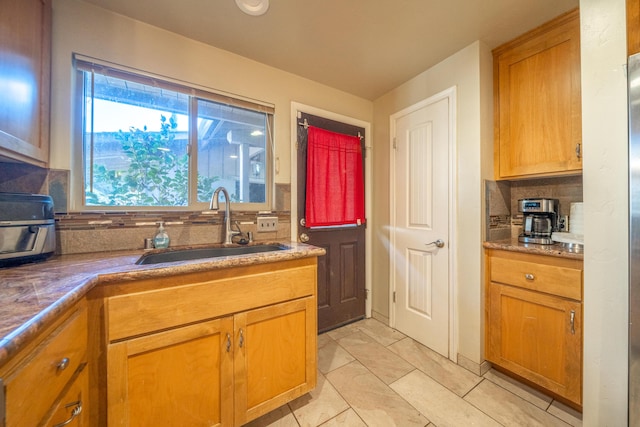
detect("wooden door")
(296, 112), (366, 332)
(487, 282), (582, 404)
(106, 316), (234, 427)
(234, 297), (317, 425)
(390, 94), (451, 358)
(494, 9), (581, 179)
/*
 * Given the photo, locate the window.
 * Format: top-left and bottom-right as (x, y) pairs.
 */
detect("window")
(75, 58), (274, 210)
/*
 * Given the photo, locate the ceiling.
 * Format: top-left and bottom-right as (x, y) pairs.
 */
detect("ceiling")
(81, 0), (579, 100)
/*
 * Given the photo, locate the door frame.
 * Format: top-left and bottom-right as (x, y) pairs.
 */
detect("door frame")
(290, 102), (372, 319)
(389, 87), (457, 361)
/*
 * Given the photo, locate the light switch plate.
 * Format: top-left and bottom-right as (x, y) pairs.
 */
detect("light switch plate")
(257, 216), (278, 232)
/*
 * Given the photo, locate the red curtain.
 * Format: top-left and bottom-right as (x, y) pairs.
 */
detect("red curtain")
(305, 126), (365, 227)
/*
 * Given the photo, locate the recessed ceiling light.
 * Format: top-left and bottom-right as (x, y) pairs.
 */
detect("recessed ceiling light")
(251, 130), (264, 136)
(235, 0), (269, 16)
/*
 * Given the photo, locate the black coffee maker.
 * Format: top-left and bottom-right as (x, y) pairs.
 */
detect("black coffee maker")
(518, 198), (559, 244)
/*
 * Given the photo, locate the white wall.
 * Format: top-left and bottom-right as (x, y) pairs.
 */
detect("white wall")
(50, 0), (373, 192)
(372, 41), (493, 364)
(581, 0), (629, 424)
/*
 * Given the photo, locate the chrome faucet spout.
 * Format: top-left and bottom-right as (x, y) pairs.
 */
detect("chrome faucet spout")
(210, 187), (241, 244)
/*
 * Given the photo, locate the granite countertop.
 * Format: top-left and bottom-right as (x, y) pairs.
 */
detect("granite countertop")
(0, 242), (325, 366)
(483, 238), (584, 261)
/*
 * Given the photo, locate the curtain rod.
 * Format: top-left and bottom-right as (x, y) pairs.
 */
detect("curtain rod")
(297, 119), (363, 140)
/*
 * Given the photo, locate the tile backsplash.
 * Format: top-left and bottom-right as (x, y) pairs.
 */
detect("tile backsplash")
(485, 175), (583, 241)
(55, 210), (291, 254)
(0, 161), (292, 255)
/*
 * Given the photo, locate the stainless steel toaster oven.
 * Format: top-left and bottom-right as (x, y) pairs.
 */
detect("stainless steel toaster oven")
(0, 192), (56, 266)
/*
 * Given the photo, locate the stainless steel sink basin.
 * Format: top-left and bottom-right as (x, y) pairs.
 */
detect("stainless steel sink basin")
(135, 244), (286, 265)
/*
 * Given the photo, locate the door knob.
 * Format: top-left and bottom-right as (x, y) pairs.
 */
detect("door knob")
(299, 233), (310, 243)
(426, 239), (445, 248)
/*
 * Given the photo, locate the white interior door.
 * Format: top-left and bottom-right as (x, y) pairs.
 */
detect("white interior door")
(390, 94), (451, 358)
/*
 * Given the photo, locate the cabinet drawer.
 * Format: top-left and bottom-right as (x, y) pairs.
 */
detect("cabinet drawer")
(42, 365), (88, 427)
(3, 301), (87, 427)
(107, 262), (317, 341)
(490, 256), (582, 301)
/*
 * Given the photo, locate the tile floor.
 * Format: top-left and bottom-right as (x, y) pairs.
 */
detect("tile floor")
(244, 318), (583, 427)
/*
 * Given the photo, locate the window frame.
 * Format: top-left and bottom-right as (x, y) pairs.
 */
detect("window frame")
(71, 56), (275, 212)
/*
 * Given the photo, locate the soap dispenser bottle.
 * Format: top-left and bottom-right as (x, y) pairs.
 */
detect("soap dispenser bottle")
(153, 221), (170, 249)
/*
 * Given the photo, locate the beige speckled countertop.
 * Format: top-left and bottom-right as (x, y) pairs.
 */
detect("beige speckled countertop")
(483, 238), (584, 261)
(0, 242), (324, 366)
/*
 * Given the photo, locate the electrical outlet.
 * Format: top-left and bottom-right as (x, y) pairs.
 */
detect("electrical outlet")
(559, 215), (569, 231)
(257, 216), (278, 232)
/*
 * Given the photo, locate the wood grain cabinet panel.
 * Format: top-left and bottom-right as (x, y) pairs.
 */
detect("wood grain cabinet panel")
(493, 9), (581, 179)
(0, 300), (88, 427)
(234, 297), (317, 425)
(485, 249), (583, 407)
(629, 0), (640, 56)
(0, 0), (51, 166)
(107, 317), (234, 427)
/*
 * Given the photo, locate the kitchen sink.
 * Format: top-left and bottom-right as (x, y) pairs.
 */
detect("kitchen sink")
(135, 244), (287, 265)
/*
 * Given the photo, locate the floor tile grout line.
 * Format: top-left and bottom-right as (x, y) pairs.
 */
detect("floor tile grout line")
(383, 336), (489, 400)
(319, 360), (372, 426)
(319, 319), (579, 427)
(472, 375), (574, 427)
(332, 331), (415, 388)
(325, 357), (433, 426)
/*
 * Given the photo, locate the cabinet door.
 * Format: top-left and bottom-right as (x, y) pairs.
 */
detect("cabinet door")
(0, 0), (51, 166)
(107, 316), (234, 427)
(487, 282), (582, 404)
(234, 297), (317, 425)
(43, 366), (89, 427)
(629, 0), (640, 56)
(494, 10), (581, 179)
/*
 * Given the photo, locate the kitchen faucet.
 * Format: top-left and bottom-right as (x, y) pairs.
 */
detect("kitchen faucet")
(210, 186), (241, 244)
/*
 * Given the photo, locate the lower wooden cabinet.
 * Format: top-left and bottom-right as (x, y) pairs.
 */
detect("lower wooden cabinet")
(0, 300), (88, 427)
(485, 249), (583, 407)
(98, 257), (318, 427)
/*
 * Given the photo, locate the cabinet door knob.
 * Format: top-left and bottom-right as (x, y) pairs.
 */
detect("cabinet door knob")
(57, 357), (70, 372)
(524, 273), (535, 281)
(239, 328), (244, 348)
(225, 333), (231, 352)
(575, 143), (582, 159)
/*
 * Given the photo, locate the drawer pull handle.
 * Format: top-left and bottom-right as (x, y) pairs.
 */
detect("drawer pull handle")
(225, 333), (231, 352)
(239, 328), (244, 348)
(570, 310), (576, 335)
(53, 400), (82, 427)
(57, 357), (70, 372)
(524, 273), (535, 281)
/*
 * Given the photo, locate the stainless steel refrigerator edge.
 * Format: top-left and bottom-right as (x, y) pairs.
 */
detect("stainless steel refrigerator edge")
(629, 52), (640, 426)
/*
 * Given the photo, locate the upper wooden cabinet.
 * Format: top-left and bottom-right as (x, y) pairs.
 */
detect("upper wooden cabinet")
(493, 9), (582, 180)
(629, 0), (640, 56)
(0, 0), (51, 167)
